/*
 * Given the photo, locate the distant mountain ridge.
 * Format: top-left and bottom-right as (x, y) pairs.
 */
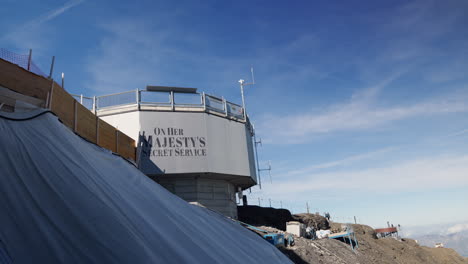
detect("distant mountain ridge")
(414, 231), (468, 257)
(403, 222), (468, 257)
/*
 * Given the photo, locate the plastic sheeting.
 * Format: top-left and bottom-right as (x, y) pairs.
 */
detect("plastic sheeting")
(0, 110), (291, 264)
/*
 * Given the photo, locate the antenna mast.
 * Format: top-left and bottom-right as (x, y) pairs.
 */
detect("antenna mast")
(238, 66), (255, 120)
(241, 67), (272, 188)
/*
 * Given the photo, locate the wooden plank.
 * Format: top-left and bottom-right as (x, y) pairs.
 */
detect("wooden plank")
(97, 119), (117, 152)
(117, 131), (136, 160)
(0, 86), (45, 107)
(50, 84), (75, 128)
(76, 103), (97, 144)
(0, 59), (51, 101)
(0, 57), (137, 161)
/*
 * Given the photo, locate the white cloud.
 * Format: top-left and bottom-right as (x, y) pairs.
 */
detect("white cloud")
(287, 147), (395, 176)
(30, 0), (84, 26)
(1, 0), (85, 51)
(258, 84), (468, 144)
(446, 223), (468, 235)
(84, 18), (248, 95)
(254, 154), (468, 202)
(447, 129), (468, 138)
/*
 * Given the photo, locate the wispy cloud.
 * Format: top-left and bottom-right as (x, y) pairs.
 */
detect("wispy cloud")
(258, 154), (468, 201)
(1, 0), (85, 50)
(447, 129), (468, 138)
(287, 147), (395, 176)
(258, 82), (468, 144)
(28, 0), (84, 27)
(84, 18), (248, 95)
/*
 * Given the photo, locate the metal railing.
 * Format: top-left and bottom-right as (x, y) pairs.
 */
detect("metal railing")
(96, 90), (137, 109)
(73, 89), (246, 121)
(0, 48), (48, 77)
(71, 94), (94, 110)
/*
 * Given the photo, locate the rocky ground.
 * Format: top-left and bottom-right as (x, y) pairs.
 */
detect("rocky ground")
(276, 222), (468, 264)
(260, 223), (468, 264)
(238, 206), (468, 264)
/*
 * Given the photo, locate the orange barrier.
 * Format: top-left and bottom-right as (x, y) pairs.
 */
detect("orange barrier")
(0, 58), (136, 161)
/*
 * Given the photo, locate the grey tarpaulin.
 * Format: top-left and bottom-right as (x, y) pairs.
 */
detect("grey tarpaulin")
(0, 110), (291, 264)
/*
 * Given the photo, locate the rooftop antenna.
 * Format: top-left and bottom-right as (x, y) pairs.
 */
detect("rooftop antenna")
(258, 160), (272, 183)
(238, 66), (255, 120)
(250, 65), (255, 85)
(253, 129), (262, 189)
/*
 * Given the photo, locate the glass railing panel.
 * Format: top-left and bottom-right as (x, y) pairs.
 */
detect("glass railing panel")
(174, 93), (202, 106)
(205, 95), (224, 112)
(140, 91), (171, 104)
(226, 102), (244, 118)
(96, 91), (137, 109)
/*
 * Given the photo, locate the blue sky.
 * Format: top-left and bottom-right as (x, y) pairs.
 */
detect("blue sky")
(2, 0), (468, 229)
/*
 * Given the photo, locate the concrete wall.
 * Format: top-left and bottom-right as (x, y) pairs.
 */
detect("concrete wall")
(100, 111), (141, 141)
(139, 111), (256, 181)
(157, 177), (238, 219)
(102, 110), (257, 184)
(101, 109), (257, 218)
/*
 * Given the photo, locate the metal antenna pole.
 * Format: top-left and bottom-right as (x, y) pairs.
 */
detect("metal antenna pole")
(253, 132), (262, 189)
(49, 56), (55, 79)
(250, 66), (255, 85)
(268, 160), (272, 183)
(238, 67), (255, 121)
(61, 72), (65, 89)
(258, 160), (272, 184)
(27, 49), (32, 71)
(238, 79), (246, 120)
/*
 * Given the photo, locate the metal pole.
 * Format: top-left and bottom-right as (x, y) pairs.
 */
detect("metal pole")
(49, 56), (55, 79)
(253, 133), (262, 189)
(61, 73), (64, 89)
(93, 96), (97, 114)
(27, 49), (32, 71)
(202, 92), (206, 111)
(170, 91), (174, 111)
(80, 94), (83, 104)
(222, 96), (227, 117)
(269, 198), (271, 207)
(239, 79), (246, 120)
(306, 202), (310, 214)
(136, 89), (140, 110)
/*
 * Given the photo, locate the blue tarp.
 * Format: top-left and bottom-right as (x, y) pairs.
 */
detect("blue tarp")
(0, 109), (291, 264)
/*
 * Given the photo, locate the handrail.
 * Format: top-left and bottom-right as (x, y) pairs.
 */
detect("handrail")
(77, 89), (246, 122)
(70, 94), (93, 100)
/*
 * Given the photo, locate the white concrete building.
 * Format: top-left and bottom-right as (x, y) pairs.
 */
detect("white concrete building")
(83, 86), (258, 218)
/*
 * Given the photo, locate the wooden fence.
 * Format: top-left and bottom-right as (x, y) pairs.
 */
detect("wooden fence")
(0, 58), (136, 161)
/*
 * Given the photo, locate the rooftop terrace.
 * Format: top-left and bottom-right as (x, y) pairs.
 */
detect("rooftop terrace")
(73, 88), (246, 122)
